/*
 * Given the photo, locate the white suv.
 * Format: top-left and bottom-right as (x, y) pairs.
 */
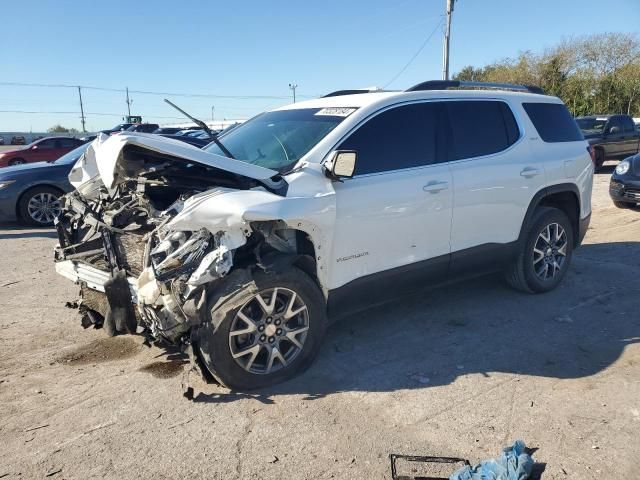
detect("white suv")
(54, 81), (594, 390)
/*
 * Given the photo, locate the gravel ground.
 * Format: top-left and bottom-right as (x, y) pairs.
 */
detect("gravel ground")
(0, 165), (638, 479)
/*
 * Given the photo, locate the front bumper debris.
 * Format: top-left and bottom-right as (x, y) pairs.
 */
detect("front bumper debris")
(55, 260), (138, 301)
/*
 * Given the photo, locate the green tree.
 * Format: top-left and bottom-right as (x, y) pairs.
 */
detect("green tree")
(47, 124), (79, 133)
(452, 33), (640, 117)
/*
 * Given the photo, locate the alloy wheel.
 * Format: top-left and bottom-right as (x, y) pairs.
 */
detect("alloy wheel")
(27, 192), (61, 225)
(228, 287), (309, 375)
(532, 222), (568, 281)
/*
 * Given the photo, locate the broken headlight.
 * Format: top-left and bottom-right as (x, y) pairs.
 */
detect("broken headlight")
(150, 229), (212, 282)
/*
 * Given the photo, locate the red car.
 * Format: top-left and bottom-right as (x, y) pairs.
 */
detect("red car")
(0, 136), (86, 167)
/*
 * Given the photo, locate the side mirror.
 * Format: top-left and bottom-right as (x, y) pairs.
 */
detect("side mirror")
(608, 126), (621, 135)
(324, 151), (357, 179)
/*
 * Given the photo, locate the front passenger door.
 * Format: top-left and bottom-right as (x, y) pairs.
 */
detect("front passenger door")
(329, 102), (453, 300)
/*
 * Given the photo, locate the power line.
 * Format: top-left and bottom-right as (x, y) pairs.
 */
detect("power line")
(0, 81), (318, 100)
(0, 109), (187, 120)
(383, 16), (444, 88)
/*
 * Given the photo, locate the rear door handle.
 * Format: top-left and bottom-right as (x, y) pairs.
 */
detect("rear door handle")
(520, 167), (542, 178)
(423, 180), (449, 193)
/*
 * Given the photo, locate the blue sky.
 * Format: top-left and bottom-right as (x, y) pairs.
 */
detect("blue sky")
(2, 0), (639, 132)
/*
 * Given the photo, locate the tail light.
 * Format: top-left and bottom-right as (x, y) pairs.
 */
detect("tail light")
(587, 145), (596, 165)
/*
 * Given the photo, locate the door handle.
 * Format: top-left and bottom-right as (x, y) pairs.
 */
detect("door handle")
(422, 180), (449, 193)
(520, 167), (542, 178)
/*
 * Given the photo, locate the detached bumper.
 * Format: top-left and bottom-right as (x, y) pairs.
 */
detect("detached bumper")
(55, 260), (138, 303)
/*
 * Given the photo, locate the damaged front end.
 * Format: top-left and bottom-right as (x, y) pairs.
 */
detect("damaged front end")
(54, 134), (296, 353)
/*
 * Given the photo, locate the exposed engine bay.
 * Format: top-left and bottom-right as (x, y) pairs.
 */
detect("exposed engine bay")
(54, 134), (322, 384)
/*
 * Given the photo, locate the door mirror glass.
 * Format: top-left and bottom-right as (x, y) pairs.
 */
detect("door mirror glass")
(325, 151), (357, 179)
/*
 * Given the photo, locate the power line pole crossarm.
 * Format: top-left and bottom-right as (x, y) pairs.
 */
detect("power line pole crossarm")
(442, 0), (455, 81)
(289, 83), (298, 103)
(126, 87), (132, 117)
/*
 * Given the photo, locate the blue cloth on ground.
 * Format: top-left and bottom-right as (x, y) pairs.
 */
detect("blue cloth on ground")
(449, 440), (533, 480)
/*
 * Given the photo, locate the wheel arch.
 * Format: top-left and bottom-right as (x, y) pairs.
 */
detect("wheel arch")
(519, 184), (581, 248)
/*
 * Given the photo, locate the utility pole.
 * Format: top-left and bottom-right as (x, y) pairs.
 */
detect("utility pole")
(77, 86), (87, 133)
(125, 87), (132, 117)
(289, 83), (298, 103)
(442, 0), (455, 81)
(211, 105), (215, 122)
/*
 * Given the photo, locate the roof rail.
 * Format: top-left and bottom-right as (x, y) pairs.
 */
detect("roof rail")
(405, 80), (545, 95)
(323, 88), (383, 98)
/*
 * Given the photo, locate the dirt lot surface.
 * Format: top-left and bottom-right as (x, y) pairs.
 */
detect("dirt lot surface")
(1, 166), (639, 479)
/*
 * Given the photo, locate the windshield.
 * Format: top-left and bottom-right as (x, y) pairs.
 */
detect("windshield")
(204, 108), (354, 172)
(576, 117), (607, 134)
(53, 143), (90, 165)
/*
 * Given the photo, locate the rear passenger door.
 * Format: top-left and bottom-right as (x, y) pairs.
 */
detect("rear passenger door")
(604, 117), (626, 158)
(621, 116), (640, 156)
(329, 101), (453, 294)
(446, 99), (543, 273)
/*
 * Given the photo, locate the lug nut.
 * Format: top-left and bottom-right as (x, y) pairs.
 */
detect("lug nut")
(258, 325), (265, 332)
(274, 319), (281, 326)
(268, 337), (275, 344)
(276, 328), (282, 335)
(260, 334), (266, 342)
(266, 317), (272, 324)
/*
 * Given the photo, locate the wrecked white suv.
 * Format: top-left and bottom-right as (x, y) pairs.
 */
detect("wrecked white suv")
(54, 81), (594, 390)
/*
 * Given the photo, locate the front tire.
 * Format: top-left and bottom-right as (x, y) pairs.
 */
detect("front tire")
(9, 158), (25, 166)
(18, 186), (63, 226)
(197, 267), (327, 390)
(506, 207), (574, 293)
(613, 200), (634, 209)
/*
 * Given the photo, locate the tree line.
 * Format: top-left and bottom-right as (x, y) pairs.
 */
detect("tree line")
(454, 33), (640, 117)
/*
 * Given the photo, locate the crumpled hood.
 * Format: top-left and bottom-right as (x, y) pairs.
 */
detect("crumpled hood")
(68, 132), (280, 189)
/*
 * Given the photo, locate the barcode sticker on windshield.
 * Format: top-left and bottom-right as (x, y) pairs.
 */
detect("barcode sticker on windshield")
(315, 108), (357, 117)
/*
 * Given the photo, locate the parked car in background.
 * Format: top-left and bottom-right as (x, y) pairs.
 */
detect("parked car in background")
(576, 114), (640, 171)
(609, 153), (640, 209)
(0, 143), (90, 226)
(125, 123), (160, 133)
(152, 127), (183, 135)
(11, 136), (26, 145)
(0, 136), (5, 145)
(0, 136), (86, 167)
(100, 123), (134, 135)
(158, 134), (211, 148)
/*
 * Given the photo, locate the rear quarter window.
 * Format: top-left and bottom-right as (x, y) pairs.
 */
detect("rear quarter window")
(445, 100), (520, 161)
(522, 102), (584, 143)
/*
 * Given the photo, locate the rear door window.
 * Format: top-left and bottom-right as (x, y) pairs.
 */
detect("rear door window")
(59, 138), (78, 148)
(606, 117), (624, 134)
(444, 100), (520, 161)
(338, 102), (441, 175)
(522, 102), (583, 142)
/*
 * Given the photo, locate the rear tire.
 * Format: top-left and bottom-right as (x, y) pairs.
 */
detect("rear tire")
(197, 267), (327, 390)
(8, 158), (25, 166)
(506, 207), (574, 293)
